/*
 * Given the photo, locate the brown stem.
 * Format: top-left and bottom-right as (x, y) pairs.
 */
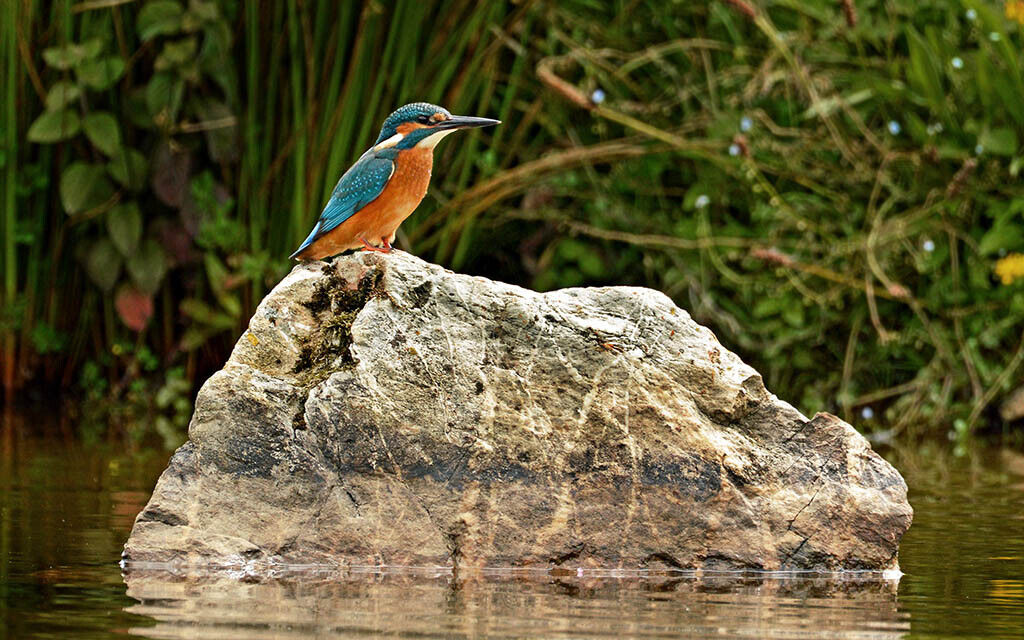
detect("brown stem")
(724, 0), (758, 19)
(840, 0), (857, 28)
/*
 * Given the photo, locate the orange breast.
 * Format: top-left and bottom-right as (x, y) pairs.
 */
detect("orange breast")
(368, 147), (433, 228)
(305, 148), (433, 258)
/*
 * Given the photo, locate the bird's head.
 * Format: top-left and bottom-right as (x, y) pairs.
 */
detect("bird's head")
(373, 102), (499, 152)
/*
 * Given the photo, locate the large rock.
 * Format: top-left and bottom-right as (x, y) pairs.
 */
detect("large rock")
(124, 251), (912, 572)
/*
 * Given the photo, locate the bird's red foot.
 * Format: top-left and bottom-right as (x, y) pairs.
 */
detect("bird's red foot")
(381, 237), (393, 252)
(359, 238), (391, 253)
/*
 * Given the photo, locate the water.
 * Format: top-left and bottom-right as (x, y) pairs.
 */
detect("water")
(1, 409), (1023, 639)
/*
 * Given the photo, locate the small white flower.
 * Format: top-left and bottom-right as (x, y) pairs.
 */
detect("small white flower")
(990, 32), (1001, 42)
(966, 8), (977, 20)
(923, 239), (935, 252)
(740, 116), (753, 132)
(888, 120), (901, 135)
(590, 88), (606, 104)
(861, 407), (875, 420)
(951, 57), (964, 70)
(728, 143), (741, 156)
(975, 144), (984, 155)
(694, 194), (710, 208)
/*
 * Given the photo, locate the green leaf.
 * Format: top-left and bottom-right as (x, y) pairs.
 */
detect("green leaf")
(180, 298), (235, 329)
(980, 224), (1024, 256)
(182, 0), (219, 29)
(60, 162), (114, 214)
(45, 82), (82, 111)
(29, 323), (68, 354)
(125, 89), (154, 129)
(82, 112), (122, 156)
(782, 303), (806, 328)
(906, 27), (946, 115)
(42, 46), (78, 70)
(155, 37), (197, 70)
(27, 109), (80, 143)
(137, 0), (184, 41)
(107, 147), (149, 190)
(146, 72), (184, 121)
(979, 128), (1019, 157)
(80, 38), (104, 58)
(577, 250), (604, 278)
(197, 21), (233, 97)
(752, 297), (785, 318)
(193, 98), (237, 163)
(84, 238), (122, 292)
(203, 253), (241, 317)
(41, 41), (101, 70)
(76, 57), (125, 90)
(204, 252), (228, 292)
(106, 202), (143, 256)
(179, 326), (215, 351)
(127, 238), (168, 294)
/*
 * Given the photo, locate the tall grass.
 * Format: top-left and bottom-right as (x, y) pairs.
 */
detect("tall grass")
(2, 0), (19, 398)
(3, 0), (1024, 441)
(242, 0), (523, 260)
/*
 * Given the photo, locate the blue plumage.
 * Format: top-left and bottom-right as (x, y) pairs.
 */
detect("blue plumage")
(289, 149), (397, 259)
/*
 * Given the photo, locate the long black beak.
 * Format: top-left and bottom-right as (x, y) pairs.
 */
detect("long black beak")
(435, 115), (501, 131)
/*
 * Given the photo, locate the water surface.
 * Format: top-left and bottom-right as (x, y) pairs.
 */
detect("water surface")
(1, 409), (1022, 638)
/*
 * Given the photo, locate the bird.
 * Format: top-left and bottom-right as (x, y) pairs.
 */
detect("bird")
(290, 102), (500, 260)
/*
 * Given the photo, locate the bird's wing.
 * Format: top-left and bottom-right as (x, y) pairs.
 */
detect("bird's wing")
(290, 151), (396, 258)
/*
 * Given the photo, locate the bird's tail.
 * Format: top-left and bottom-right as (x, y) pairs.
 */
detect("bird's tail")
(289, 220), (322, 260)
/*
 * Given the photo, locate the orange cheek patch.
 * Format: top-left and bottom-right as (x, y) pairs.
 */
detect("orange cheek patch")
(396, 122), (428, 134)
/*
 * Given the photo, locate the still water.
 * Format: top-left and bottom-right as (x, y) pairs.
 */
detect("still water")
(1, 408), (1023, 639)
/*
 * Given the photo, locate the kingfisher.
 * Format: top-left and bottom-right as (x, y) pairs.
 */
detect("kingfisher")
(290, 103), (500, 260)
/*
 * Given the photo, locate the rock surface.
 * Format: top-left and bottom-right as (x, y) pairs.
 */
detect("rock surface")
(124, 251), (912, 572)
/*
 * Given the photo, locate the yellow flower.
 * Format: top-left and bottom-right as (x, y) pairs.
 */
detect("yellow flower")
(995, 252), (1024, 285)
(1008, 1), (1024, 24)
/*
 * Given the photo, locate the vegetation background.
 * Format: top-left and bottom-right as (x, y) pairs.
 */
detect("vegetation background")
(1, 0), (1023, 447)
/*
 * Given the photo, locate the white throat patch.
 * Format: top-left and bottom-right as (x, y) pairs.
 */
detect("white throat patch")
(416, 128), (456, 149)
(373, 132), (404, 151)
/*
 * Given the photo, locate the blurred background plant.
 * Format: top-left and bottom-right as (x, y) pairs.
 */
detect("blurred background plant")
(1, 0), (1022, 447)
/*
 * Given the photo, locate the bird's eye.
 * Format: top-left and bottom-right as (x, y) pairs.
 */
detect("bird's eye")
(416, 114), (431, 124)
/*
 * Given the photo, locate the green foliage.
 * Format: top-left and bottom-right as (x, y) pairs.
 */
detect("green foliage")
(107, 148), (149, 189)
(78, 354), (191, 448)
(497, 0), (1024, 434)
(3, 0), (1024, 443)
(107, 202), (143, 256)
(81, 112), (121, 156)
(28, 323), (67, 355)
(44, 82), (80, 111)
(27, 110), (79, 143)
(137, 1), (185, 41)
(126, 238), (168, 294)
(84, 237), (122, 292)
(76, 57), (125, 90)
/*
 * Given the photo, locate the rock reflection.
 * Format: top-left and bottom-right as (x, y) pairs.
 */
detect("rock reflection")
(124, 568), (907, 639)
